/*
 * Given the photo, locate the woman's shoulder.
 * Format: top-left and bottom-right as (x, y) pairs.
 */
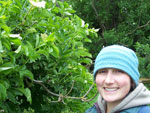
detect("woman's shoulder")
(85, 102), (101, 113)
(138, 105), (150, 113)
(85, 105), (97, 113)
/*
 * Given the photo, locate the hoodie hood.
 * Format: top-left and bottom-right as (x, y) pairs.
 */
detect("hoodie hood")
(97, 83), (150, 113)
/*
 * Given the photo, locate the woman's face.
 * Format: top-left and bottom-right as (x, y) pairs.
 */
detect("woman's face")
(96, 68), (131, 103)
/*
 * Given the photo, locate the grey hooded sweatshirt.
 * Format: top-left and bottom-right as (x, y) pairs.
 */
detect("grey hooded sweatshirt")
(97, 83), (150, 113)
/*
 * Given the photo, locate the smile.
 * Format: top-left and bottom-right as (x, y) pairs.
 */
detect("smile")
(104, 88), (119, 92)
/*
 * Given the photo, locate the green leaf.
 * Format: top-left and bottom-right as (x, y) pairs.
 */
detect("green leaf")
(35, 34), (40, 47)
(0, 83), (7, 100)
(64, 12), (72, 16)
(84, 38), (92, 43)
(51, 43), (59, 57)
(0, 40), (3, 53)
(23, 41), (40, 62)
(11, 5), (20, 13)
(0, 62), (14, 72)
(0, 54), (3, 64)
(1, 24), (10, 32)
(24, 45), (29, 56)
(79, 58), (92, 64)
(7, 91), (16, 103)
(37, 49), (49, 59)
(18, 88), (32, 104)
(76, 49), (92, 58)
(47, 32), (55, 42)
(2, 38), (11, 50)
(52, 7), (59, 13)
(41, 33), (55, 43)
(58, 1), (64, 9)
(39, 9), (50, 17)
(14, 45), (22, 53)
(9, 38), (21, 45)
(24, 88), (32, 104)
(0, 15), (6, 20)
(19, 70), (34, 80)
(26, 27), (37, 34)
(0, 80), (10, 89)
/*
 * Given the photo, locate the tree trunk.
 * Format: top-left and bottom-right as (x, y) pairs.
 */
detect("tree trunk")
(140, 78), (150, 84)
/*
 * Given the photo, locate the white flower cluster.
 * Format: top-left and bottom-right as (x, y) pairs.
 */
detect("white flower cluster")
(29, 0), (46, 8)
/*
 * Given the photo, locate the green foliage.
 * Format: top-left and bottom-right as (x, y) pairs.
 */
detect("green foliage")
(135, 43), (150, 77)
(0, 0), (97, 112)
(68, 0), (150, 54)
(68, 0), (150, 79)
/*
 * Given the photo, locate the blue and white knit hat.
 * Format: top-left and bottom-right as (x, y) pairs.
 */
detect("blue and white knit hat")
(94, 45), (140, 86)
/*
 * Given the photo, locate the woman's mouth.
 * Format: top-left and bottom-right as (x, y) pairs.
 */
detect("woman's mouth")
(104, 87), (119, 92)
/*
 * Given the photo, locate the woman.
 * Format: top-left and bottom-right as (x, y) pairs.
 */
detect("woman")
(86, 45), (150, 113)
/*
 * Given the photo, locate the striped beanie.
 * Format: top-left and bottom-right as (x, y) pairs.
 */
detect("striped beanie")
(94, 45), (140, 86)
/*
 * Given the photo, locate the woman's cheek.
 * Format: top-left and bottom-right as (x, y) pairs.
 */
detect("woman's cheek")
(95, 76), (103, 86)
(116, 76), (131, 87)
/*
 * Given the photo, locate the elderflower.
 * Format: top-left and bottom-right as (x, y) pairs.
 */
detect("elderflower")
(29, 0), (46, 8)
(9, 34), (22, 40)
(84, 80), (87, 84)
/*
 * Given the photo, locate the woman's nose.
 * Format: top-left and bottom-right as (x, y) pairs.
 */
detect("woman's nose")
(104, 72), (114, 84)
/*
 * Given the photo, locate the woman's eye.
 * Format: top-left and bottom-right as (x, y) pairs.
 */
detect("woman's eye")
(98, 70), (106, 74)
(115, 69), (124, 73)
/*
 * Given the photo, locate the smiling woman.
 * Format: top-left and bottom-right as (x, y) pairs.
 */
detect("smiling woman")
(85, 45), (150, 113)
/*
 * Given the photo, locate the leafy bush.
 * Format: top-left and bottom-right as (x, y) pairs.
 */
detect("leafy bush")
(0, 0), (97, 112)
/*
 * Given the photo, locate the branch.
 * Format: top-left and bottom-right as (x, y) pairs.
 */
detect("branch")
(138, 20), (150, 28)
(140, 77), (150, 84)
(65, 80), (75, 96)
(127, 20), (150, 36)
(33, 79), (59, 97)
(83, 83), (95, 98)
(91, 0), (106, 45)
(91, 0), (99, 18)
(32, 78), (96, 103)
(82, 91), (98, 102)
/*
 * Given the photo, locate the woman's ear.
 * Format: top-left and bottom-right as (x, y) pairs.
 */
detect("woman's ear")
(130, 79), (136, 91)
(130, 78), (136, 92)
(132, 82), (135, 89)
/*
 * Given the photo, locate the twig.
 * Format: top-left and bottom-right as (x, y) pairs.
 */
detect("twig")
(65, 96), (82, 100)
(138, 20), (150, 28)
(127, 19), (150, 36)
(65, 80), (75, 96)
(49, 100), (61, 103)
(82, 91), (98, 102)
(21, 6), (34, 25)
(91, 0), (106, 45)
(83, 83), (95, 98)
(91, 0), (99, 18)
(33, 79), (59, 97)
